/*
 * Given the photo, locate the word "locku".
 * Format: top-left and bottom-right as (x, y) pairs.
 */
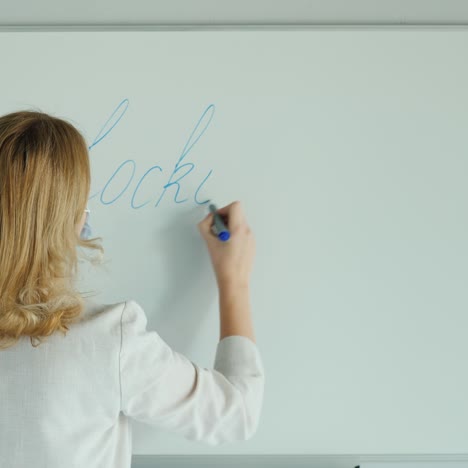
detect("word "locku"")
(88, 99), (214, 208)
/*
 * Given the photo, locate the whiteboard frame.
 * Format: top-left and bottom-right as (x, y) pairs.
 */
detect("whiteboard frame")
(0, 24), (468, 31)
(130, 454), (468, 468)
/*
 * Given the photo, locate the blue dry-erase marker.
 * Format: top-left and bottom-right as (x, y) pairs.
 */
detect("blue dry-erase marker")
(209, 203), (231, 242)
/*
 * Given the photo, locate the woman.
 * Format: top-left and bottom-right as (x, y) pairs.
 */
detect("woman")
(0, 111), (264, 468)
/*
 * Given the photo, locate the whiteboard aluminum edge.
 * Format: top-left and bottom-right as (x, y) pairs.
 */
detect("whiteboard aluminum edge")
(0, 24), (468, 32)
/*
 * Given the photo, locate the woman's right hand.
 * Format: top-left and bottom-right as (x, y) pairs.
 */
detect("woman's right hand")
(198, 201), (255, 289)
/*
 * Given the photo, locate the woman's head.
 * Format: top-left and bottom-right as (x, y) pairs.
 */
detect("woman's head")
(0, 110), (104, 349)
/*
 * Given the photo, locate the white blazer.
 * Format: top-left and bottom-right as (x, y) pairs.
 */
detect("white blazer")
(0, 299), (265, 468)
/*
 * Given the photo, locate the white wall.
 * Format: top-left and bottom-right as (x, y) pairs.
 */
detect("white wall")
(0, 0), (468, 26)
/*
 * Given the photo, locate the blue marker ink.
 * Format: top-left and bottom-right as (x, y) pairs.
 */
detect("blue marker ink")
(194, 169), (213, 205)
(100, 159), (136, 205)
(131, 164), (163, 209)
(155, 104), (215, 207)
(86, 99), (215, 210)
(88, 99), (130, 202)
(209, 203), (230, 242)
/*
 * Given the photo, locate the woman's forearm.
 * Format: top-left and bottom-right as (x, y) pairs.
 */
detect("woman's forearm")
(218, 282), (256, 344)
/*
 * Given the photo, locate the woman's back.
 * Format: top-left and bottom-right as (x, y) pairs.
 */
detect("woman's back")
(0, 298), (264, 468)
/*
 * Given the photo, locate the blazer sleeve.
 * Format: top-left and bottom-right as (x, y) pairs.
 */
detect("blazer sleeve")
(119, 300), (265, 445)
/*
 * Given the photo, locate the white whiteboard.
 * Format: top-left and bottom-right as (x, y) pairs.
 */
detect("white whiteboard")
(1, 30), (467, 455)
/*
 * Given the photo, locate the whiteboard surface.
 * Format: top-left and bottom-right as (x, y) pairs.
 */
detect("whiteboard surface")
(1, 31), (467, 454)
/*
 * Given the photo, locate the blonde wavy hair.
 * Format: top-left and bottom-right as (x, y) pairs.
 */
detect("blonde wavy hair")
(0, 110), (105, 350)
